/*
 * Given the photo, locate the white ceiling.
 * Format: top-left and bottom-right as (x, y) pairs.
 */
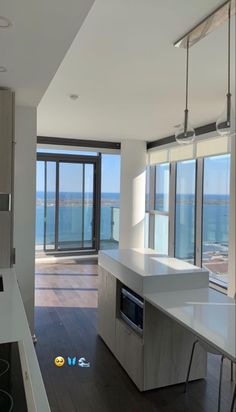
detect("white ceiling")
(5, 0), (234, 142)
(0, 0), (95, 106)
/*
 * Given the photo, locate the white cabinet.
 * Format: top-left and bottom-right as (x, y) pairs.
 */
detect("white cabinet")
(98, 267), (117, 352)
(0, 213), (11, 268)
(116, 318), (144, 390)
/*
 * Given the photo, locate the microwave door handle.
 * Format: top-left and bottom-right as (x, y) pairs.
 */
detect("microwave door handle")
(122, 289), (143, 308)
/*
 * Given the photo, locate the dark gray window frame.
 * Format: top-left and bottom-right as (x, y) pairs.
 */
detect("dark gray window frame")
(147, 152), (230, 291)
(37, 152), (101, 254)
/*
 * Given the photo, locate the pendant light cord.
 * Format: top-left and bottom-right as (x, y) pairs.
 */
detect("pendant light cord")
(227, 1), (231, 123)
(185, 38), (189, 111)
(183, 38), (190, 133)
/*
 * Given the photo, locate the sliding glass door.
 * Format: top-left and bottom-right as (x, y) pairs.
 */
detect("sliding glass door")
(45, 161), (56, 250)
(58, 162), (94, 250)
(37, 153), (100, 252)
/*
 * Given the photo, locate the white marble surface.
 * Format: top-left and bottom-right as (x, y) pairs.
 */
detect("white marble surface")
(0, 268), (51, 411)
(98, 249), (209, 296)
(145, 288), (236, 362)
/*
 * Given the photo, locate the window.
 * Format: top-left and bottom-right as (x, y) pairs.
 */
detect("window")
(35, 154), (100, 253)
(202, 154), (230, 287)
(175, 160), (196, 263)
(36, 150), (121, 254)
(154, 214), (168, 254)
(145, 166), (150, 212)
(154, 163), (169, 212)
(146, 141), (231, 290)
(100, 154), (121, 250)
(36, 161), (45, 251)
(153, 163), (170, 255)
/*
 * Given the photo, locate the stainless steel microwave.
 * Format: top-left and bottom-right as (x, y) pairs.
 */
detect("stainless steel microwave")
(120, 286), (143, 334)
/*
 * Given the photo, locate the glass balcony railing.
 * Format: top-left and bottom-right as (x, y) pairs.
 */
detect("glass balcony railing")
(36, 205), (120, 252)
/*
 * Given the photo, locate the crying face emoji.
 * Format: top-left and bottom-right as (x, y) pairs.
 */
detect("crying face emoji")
(54, 356), (65, 367)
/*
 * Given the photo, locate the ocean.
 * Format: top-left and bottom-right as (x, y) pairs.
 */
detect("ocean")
(36, 192), (229, 260)
(174, 194), (229, 261)
(36, 192), (120, 247)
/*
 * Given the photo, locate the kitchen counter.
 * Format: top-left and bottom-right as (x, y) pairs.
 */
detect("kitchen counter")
(98, 248), (209, 295)
(98, 249), (210, 390)
(0, 268), (50, 411)
(145, 287), (236, 362)
(98, 248), (235, 391)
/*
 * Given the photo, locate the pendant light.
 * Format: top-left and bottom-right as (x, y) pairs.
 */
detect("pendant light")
(216, 1), (235, 137)
(175, 39), (195, 145)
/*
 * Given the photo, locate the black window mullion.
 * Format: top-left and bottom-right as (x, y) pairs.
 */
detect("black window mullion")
(55, 161), (59, 251)
(82, 164), (85, 248)
(43, 161), (47, 252)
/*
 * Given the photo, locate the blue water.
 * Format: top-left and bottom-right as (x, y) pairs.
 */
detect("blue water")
(154, 193), (229, 260)
(175, 194), (229, 260)
(36, 192), (229, 258)
(36, 192), (120, 246)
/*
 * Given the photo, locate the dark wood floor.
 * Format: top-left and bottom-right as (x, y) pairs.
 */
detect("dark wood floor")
(35, 259), (235, 412)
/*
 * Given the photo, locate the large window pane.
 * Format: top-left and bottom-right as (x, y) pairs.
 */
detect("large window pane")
(36, 161), (45, 251)
(154, 163), (169, 212)
(175, 160), (196, 263)
(202, 154), (230, 286)
(145, 166), (150, 211)
(100, 154), (121, 250)
(45, 162), (56, 250)
(154, 215), (168, 254)
(144, 213), (149, 248)
(84, 164), (94, 248)
(58, 163), (83, 249)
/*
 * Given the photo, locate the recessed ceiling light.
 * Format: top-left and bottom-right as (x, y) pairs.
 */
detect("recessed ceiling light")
(0, 66), (7, 72)
(0, 17), (12, 28)
(70, 94), (79, 100)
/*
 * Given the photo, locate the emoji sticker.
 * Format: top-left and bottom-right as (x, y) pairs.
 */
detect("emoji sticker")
(78, 357), (90, 368)
(54, 356), (65, 367)
(68, 357), (77, 366)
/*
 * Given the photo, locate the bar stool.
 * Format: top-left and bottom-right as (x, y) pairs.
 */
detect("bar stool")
(185, 340), (235, 412)
(231, 385), (236, 412)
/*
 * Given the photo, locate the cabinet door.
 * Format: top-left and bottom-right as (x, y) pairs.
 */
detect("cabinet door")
(0, 212), (11, 268)
(98, 267), (117, 352)
(116, 318), (144, 391)
(0, 90), (14, 193)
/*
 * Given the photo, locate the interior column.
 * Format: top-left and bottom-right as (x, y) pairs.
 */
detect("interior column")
(119, 140), (147, 249)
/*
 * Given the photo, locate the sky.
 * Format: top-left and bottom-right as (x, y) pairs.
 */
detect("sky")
(156, 155), (230, 196)
(37, 150), (230, 196)
(36, 151), (121, 193)
(203, 154), (230, 195)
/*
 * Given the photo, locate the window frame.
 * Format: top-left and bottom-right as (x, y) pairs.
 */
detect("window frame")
(147, 152), (231, 291)
(148, 163), (171, 254)
(200, 153), (231, 289)
(174, 158), (197, 265)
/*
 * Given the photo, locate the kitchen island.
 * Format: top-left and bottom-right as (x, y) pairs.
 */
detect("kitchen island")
(98, 248), (235, 393)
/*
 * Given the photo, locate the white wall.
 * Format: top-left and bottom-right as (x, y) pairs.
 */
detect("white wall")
(14, 106), (37, 332)
(119, 140), (146, 249)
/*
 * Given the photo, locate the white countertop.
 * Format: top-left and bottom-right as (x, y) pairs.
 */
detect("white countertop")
(145, 288), (236, 362)
(99, 249), (209, 296)
(0, 268), (51, 411)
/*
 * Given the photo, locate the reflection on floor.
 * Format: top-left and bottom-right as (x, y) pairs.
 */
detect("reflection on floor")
(35, 239), (118, 257)
(35, 258), (98, 308)
(35, 258), (235, 412)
